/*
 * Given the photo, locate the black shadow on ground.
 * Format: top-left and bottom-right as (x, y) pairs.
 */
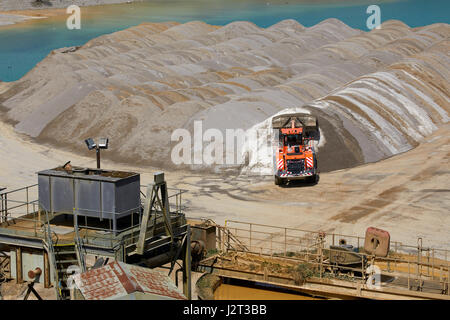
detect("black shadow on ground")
(279, 175), (320, 188)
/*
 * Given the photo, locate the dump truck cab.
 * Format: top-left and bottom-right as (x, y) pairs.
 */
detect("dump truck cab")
(272, 113), (319, 185)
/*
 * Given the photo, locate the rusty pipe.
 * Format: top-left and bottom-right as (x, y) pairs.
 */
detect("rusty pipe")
(28, 267), (42, 279)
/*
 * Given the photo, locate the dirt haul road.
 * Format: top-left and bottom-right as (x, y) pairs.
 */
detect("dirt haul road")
(0, 116), (448, 250)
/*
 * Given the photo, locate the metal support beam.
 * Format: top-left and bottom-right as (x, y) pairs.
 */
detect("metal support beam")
(136, 173), (174, 255)
(44, 250), (50, 288)
(114, 244), (125, 262)
(156, 186), (173, 241)
(183, 225), (192, 300)
(16, 246), (23, 284)
(136, 183), (154, 255)
(23, 282), (43, 300)
(96, 148), (101, 169)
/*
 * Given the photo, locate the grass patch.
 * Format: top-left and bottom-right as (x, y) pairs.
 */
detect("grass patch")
(206, 248), (219, 257)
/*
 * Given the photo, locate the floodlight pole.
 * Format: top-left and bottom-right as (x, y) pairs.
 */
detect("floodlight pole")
(96, 147), (101, 169)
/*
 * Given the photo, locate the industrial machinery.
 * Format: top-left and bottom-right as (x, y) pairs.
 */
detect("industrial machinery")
(325, 245), (367, 276)
(0, 166), (194, 300)
(272, 113), (319, 185)
(324, 228), (390, 276)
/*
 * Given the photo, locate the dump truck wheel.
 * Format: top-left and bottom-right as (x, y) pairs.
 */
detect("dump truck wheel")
(309, 174), (319, 184)
(275, 176), (282, 185)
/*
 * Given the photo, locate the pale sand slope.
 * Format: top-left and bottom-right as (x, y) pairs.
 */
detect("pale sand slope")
(0, 0), (137, 11)
(0, 115), (448, 250)
(0, 19), (448, 173)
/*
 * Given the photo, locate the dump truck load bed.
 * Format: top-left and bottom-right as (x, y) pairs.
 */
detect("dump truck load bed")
(272, 113), (318, 130)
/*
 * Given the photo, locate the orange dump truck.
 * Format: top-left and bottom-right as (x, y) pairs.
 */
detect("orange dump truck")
(272, 113), (319, 185)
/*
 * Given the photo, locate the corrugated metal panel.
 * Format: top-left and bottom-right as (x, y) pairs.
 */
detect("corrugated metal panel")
(75, 178), (101, 218)
(38, 175), (50, 212)
(37, 168), (140, 224)
(102, 182), (115, 220)
(115, 176), (140, 217)
(51, 176), (74, 213)
(73, 261), (186, 300)
(10, 249), (45, 283)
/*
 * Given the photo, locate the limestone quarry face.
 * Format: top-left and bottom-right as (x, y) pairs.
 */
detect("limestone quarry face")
(0, 19), (448, 173)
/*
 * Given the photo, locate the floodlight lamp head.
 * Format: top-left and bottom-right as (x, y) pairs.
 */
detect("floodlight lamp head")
(85, 138), (96, 150)
(98, 138), (109, 149)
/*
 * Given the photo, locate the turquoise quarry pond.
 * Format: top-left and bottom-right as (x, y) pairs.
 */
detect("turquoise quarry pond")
(0, 0), (449, 82)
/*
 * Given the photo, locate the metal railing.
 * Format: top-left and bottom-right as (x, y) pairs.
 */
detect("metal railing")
(0, 184), (38, 223)
(0, 185), (45, 237)
(216, 220), (450, 296)
(41, 206), (65, 300)
(140, 184), (187, 214)
(0, 182), (187, 241)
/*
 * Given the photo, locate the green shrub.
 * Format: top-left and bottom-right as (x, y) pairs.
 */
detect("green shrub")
(292, 263), (315, 285)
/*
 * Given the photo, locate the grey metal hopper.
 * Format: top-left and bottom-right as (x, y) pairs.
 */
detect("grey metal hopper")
(38, 166), (140, 232)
